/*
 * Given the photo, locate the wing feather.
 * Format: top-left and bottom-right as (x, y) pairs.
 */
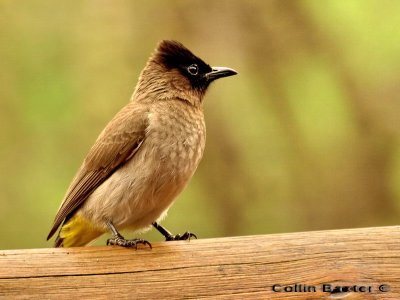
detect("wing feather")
(47, 102), (149, 240)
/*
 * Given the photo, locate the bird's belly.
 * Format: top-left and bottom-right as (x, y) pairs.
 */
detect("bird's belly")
(80, 134), (204, 231)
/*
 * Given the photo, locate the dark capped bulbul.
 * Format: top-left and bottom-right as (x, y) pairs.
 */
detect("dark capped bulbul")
(47, 40), (237, 248)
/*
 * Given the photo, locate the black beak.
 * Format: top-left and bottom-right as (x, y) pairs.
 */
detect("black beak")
(205, 66), (238, 82)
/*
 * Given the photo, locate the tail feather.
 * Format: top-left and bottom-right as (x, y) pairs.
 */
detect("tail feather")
(55, 214), (104, 247)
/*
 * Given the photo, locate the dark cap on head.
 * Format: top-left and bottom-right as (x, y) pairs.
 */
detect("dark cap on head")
(153, 40), (237, 91)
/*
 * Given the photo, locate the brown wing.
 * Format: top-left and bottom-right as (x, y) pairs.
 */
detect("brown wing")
(47, 102), (149, 240)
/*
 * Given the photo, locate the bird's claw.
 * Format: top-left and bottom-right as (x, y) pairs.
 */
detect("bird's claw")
(107, 236), (152, 249)
(166, 232), (197, 241)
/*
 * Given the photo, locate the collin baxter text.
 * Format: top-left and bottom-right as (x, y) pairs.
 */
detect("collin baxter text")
(272, 283), (376, 293)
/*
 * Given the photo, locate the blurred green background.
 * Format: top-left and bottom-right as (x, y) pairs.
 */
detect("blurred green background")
(0, 0), (399, 249)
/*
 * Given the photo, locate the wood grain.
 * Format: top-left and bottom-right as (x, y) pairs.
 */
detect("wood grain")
(0, 226), (399, 299)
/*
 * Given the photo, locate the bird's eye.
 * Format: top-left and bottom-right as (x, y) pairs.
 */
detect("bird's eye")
(187, 64), (199, 76)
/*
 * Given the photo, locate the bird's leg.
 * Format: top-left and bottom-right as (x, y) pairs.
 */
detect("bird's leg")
(152, 222), (197, 241)
(106, 221), (152, 249)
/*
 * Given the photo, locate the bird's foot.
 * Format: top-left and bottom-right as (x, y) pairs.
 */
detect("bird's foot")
(151, 222), (197, 242)
(165, 232), (197, 241)
(107, 234), (152, 249)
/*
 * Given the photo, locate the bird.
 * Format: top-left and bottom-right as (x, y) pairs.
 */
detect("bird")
(47, 40), (237, 248)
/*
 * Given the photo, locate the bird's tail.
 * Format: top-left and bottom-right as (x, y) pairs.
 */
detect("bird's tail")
(55, 214), (104, 247)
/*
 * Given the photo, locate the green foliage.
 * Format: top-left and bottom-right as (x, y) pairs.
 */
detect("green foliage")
(0, 0), (399, 249)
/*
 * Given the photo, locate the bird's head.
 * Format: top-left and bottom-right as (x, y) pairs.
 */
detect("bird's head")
(133, 40), (237, 106)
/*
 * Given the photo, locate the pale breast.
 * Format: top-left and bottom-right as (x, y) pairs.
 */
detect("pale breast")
(81, 99), (206, 230)
(147, 100), (206, 179)
(125, 100), (206, 227)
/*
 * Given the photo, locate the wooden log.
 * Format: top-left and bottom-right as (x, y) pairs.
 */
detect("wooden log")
(0, 226), (399, 299)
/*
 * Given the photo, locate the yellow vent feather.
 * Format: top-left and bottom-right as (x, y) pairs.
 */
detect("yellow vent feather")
(59, 215), (104, 247)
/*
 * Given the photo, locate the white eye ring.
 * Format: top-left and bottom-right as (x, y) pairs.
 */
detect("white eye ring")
(187, 64), (199, 76)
